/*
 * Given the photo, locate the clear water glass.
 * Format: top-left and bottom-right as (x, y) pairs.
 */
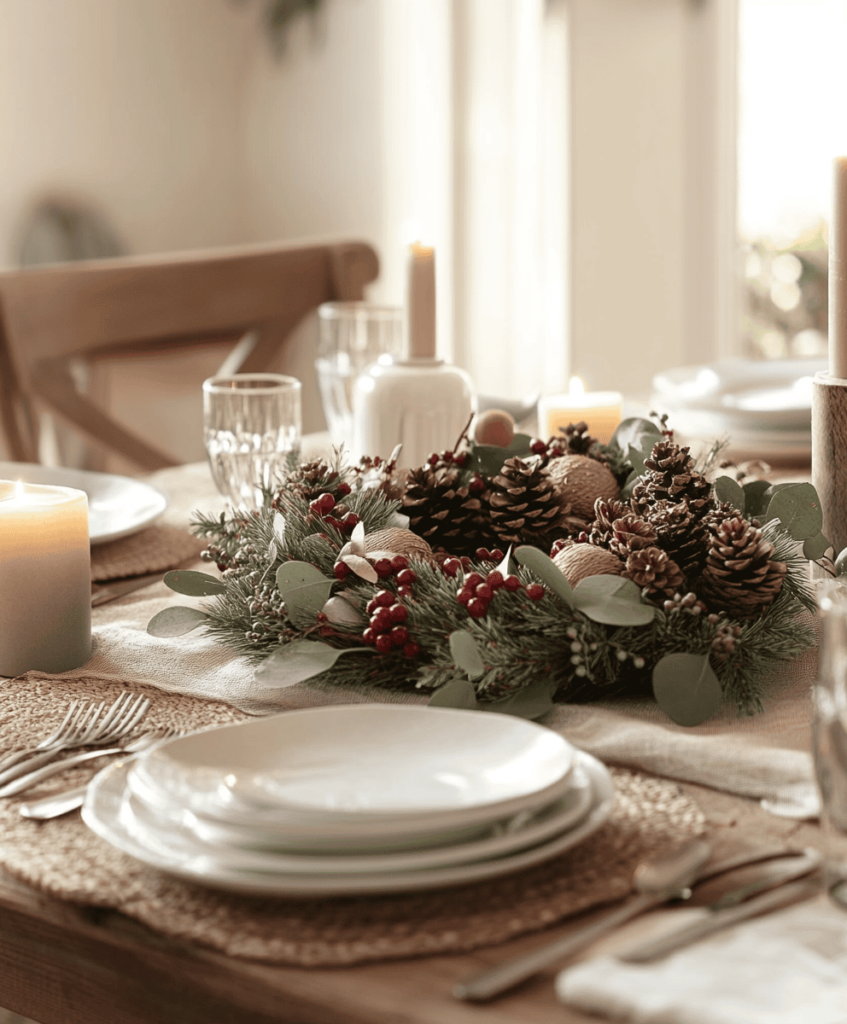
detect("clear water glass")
(812, 580), (847, 908)
(202, 373), (301, 510)
(316, 302), (403, 447)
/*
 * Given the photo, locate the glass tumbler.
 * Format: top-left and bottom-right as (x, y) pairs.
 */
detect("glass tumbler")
(202, 373), (301, 510)
(316, 302), (403, 447)
(812, 580), (847, 907)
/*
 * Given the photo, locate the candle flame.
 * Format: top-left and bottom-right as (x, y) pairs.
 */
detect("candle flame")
(14, 479), (24, 500)
(569, 376), (586, 396)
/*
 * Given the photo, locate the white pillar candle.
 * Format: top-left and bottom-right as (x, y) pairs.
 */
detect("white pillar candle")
(0, 480), (91, 676)
(537, 378), (623, 445)
(830, 157), (847, 379)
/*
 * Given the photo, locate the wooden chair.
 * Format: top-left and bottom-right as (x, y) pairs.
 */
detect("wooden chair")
(0, 238), (378, 471)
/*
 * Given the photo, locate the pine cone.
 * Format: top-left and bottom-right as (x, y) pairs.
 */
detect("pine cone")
(642, 498), (708, 576)
(485, 457), (582, 547)
(699, 516), (787, 617)
(401, 463), (491, 557)
(286, 459), (338, 501)
(623, 546), (685, 598)
(631, 440), (712, 518)
(585, 497), (628, 548)
(607, 514), (657, 559)
(557, 421), (597, 456)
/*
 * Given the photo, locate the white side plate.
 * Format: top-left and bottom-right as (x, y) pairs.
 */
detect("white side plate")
(0, 462), (168, 544)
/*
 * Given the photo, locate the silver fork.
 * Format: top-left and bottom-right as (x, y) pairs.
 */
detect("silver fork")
(16, 728), (184, 813)
(0, 693), (151, 786)
(0, 699), (87, 772)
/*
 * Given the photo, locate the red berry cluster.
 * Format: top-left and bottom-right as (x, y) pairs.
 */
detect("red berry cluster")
(428, 448), (469, 468)
(308, 491), (360, 534)
(549, 538), (568, 558)
(362, 581), (420, 658)
(334, 552), (417, 586)
(456, 568), (545, 618)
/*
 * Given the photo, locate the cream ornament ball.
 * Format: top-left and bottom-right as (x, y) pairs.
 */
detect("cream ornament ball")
(553, 543), (623, 586)
(473, 409), (516, 448)
(364, 527), (436, 565)
(546, 455), (620, 521)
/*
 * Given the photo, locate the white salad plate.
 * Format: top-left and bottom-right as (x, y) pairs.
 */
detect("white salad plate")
(124, 761), (595, 875)
(0, 461), (168, 544)
(130, 706), (578, 838)
(82, 751), (614, 897)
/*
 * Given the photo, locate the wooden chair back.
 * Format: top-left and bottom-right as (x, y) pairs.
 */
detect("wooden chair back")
(0, 239), (378, 470)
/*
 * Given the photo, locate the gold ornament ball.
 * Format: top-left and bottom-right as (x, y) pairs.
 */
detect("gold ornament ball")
(553, 543), (623, 585)
(547, 454), (620, 520)
(473, 409), (516, 448)
(364, 528), (435, 564)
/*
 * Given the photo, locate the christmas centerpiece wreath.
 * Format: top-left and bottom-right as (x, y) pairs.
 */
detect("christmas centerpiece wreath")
(149, 416), (828, 726)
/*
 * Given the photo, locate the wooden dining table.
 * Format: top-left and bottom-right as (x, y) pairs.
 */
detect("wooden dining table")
(0, 456), (832, 1024)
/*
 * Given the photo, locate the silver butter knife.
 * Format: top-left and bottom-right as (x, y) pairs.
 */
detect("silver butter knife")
(619, 851), (821, 963)
(91, 571), (165, 607)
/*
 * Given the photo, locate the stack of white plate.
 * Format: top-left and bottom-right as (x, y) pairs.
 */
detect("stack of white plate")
(650, 357), (825, 462)
(82, 705), (615, 897)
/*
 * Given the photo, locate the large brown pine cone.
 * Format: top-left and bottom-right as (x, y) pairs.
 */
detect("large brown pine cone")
(623, 546), (685, 598)
(631, 440), (712, 518)
(699, 516), (787, 617)
(286, 459), (338, 501)
(608, 514), (658, 559)
(584, 497), (628, 548)
(485, 457), (582, 547)
(401, 464), (490, 556)
(642, 498), (709, 576)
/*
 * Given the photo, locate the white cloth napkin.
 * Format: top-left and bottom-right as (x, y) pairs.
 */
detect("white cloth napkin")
(556, 896), (847, 1024)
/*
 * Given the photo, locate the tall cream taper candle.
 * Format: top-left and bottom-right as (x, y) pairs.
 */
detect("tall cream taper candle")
(406, 243), (436, 359)
(830, 157), (847, 379)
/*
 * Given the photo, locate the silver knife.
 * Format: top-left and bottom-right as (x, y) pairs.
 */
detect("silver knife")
(91, 571), (165, 607)
(619, 855), (821, 963)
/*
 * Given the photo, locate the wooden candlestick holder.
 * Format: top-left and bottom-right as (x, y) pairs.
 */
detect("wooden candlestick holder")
(812, 372), (847, 562)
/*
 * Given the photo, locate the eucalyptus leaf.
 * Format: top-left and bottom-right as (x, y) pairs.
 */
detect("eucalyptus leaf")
(836, 548), (847, 577)
(147, 606), (208, 638)
(163, 570), (226, 597)
(619, 469), (639, 500)
(763, 483), (823, 541)
(285, 582), (337, 626)
(741, 479), (772, 519)
(427, 676), (479, 711)
(573, 576), (656, 626)
(610, 417), (661, 475)
(470, 434), (534, 477)
(515, 546), (574, 605)
(255, 640), (371, 689)
(652, 652), (723, 726)
(276, 561), (332, 595)
(803, 531), (831, 561)
(322, 595), (365, 626)
(349, 521), (366, 556)
(714, 475), (744, 513)
(340, 553), (379, 583)
(485, 678), (557, 720)
(449, 630), (486, 680)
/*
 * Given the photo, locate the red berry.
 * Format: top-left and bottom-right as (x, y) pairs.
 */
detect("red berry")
(453, 451), (468, 467)
(324, 516), (342, 529)
(391, 555), (409, 572)
(308, 500), (322, 516)
(475, 548), (492, 561)
(503, 574), (522, 592)
(390, 625), (409, 647)
(318, 492), (336, 513)
(370, 608), (392, 632)
(442, 558), (461, 577)
(460, 556), (473, 570)
(486, 570), (504, 589)
(467, 597), (488, 618)
(362, 628), (377, 644)
(336, 482), (352, 497)
(428, 452), (440, 466)
(456, 588), (472, 606)
(375, 590), (395, 607)
(526, 583), (545, 601)
(403, 640), (421, 658)
(475, 583), (493, 602)
(465, 572), (483, 589)
(490, 549), (505, 562)
(333, 561), (351, 581)
(396, 568), (417, 586)
(469, 476), (485, 493)
(374, 557), (393, 578)
(550, 539), (566, 557)
(441, 450), (454, 462)
(366, 598), (378, 614)
(397, 585), (414, 599)
(375, 634), (393, 653)
(530, 439), (547, 454)
(341, 511), (360, 530)
(389, 603), (408, 624)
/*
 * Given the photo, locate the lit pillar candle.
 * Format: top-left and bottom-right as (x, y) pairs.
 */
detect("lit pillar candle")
(0, 480), (91, 676)
(537, 378), (623, 445)
(830, 156), (847, 379)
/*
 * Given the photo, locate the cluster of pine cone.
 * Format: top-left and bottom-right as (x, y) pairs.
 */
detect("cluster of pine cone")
(554, 439), (787, 619)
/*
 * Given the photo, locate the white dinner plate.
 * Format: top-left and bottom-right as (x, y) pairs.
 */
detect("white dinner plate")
(0, 462), (168, 544)
(123, 761), (595, 875)
(130, 706), (577, 839)
(82, 751), (614, 897)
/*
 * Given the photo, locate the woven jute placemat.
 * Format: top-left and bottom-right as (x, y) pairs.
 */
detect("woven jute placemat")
(90, 525), (205, 582)
(0, 674), (705, 967)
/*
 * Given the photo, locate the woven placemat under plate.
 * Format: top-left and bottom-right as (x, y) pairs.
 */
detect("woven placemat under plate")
(0, 674), (705, 967)
(90, 524), (205, 582)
